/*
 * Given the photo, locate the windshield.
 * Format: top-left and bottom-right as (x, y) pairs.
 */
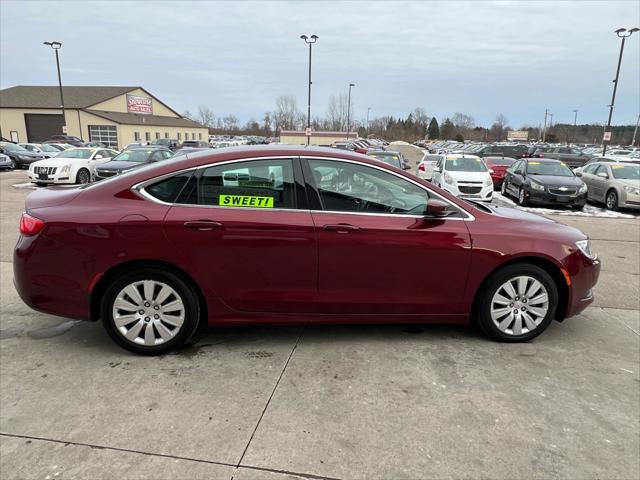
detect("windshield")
(445, 157), (487, 172)
(39, 144), (61, 152)
(526, 161), (573, 177)
(1, 143), (28, 153)
(112, 150), (152, 162)
(610, 164), (640, 180)
(370, 153), (402, 168)
(55, 149), (93, 159)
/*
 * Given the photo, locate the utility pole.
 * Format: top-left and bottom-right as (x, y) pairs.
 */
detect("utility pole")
(366, 107), (371, 136)
(44, 41), (65, 133)
(603, 28), (639, 156)
(542, 109), (550, 142)
(571, 109), (578, 145)
(632, 113), (640, 147)
(346, 83), (355, 140)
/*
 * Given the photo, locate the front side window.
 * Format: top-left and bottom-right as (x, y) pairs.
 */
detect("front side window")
(308, 159), (430, 216)
(191, 158), (296, 209)
(582, 164), (598, 174)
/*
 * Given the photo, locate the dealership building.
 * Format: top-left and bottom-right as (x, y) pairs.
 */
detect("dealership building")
(0, 85), (208, 149)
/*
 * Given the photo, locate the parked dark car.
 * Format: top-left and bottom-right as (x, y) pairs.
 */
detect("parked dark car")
(45, 135), (85, 147)
(181, 140), (210, 148)
(535, 146), (592, 168)
(151, 138), (180, 151)
(95, 146), (173, 180)
(484, 156), (517, 188)
(526, 145), (550, 158)
(475, 144), (528, 159)
(501, 158), (587, 209)
(0, 142), (45, 168)
(14, 146), (600, 355)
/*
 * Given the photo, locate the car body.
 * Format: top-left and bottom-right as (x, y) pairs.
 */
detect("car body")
(501, 158), (587, 209)
(42, 142), (74, 151)
(95, 147), (174, 180)
(484, 157), (517, 188)
(181, 140), (209, 148)
(0, 152), (14, 170)
(18, 143), (61, 158)
(28, 147), (117, 185)
(578, 162), (640, 210)
(46, 135), (85, 147)
(535, 146), (592, 168)
(432, 154), (494, 202)
(0, 142), (46, 168)
(475, 144), (528, 159)
(417, 154), (443, 181)
(151, 139), (181, 150)
(14, 146), (601, 355)
(367, 150), (411, 170)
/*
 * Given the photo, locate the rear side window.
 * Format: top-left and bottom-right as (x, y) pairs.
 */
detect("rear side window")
(145, 172), (194, 203)
(198, 158), (296, 209)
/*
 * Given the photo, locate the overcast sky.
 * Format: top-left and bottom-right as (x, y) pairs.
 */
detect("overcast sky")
(1, 1), (639, 128)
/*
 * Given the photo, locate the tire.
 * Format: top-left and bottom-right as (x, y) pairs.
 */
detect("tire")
(573, 204), (585, 211)
(76, 168), (90, 184)
(476, 264), (558, 342)
(101, 268), (201, 355)
(605, 189), (619, 211)
(501, 180), (508, 197)
(517, 187), (529, 206)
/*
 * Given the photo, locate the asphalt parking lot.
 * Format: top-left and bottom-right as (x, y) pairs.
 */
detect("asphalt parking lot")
(1, 168), (638, 480)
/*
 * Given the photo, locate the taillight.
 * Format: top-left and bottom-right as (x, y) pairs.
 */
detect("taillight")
(20, 213), (45, 236)
(418, 163), (426, 171)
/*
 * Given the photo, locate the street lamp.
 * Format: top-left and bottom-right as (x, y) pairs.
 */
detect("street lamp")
(366, 107), (372, 136)
(346, 83), (355, 139)
(571, 109), (578, 145)
(300, 34), (318, 146)
(603, 27), (639, 156)
(43, 41), (65, 133)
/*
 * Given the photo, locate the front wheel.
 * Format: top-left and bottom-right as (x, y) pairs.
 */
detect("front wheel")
(477, 264), (558, 342)
(101, 269), (201, 355)
(76, 168), (91, 184)
(517, 187), (529, 206)
(501, 180), (508, 197)
(605, 190), (619, 211)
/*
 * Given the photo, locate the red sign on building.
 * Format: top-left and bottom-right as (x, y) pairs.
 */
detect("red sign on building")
(126, 94), (153, 114)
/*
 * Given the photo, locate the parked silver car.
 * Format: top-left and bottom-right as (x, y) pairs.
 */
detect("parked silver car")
(0, 152), (14, 170)
(578, 162), (640, 210)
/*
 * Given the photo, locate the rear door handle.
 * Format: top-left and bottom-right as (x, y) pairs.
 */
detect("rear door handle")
(323, 223), (360, 233)
(183, 220), (223, 231)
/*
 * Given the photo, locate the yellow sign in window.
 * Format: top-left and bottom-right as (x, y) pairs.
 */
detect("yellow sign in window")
(219, 194), (274, 208)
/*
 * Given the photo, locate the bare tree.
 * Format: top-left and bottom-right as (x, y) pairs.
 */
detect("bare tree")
(326, 94), (351, 131)
(197, 105), (216, 127)
(452, 112), (475, 130)
(222, 115), (239, 131)
(274, 95), (301, 131)
(182, 110), (193, 120)
(262, 112), (273, 136)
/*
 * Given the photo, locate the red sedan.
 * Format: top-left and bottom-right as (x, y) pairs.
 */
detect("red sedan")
(485, 156), (517, 188)
(14, 146), (600, 355)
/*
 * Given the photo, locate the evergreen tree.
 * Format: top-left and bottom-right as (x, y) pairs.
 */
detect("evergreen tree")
(428, 117), (440, 139)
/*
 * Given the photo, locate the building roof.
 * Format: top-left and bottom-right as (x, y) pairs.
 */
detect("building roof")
(280, 130), (358, 138)
(0, 85), (141, 109)
(85, 110), (205, 128)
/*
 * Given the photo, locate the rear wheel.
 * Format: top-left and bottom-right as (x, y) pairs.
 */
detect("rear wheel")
(517, 187), (529, 206)
(101, 268), (201, 355)
(477, 264), (558, 342)
(605, 189), (618, 210)
(76, 168), (90, 184)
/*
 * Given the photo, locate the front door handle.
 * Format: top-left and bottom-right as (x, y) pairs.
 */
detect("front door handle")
(183, 220), (223, 231)
(323, 223), (360, 233)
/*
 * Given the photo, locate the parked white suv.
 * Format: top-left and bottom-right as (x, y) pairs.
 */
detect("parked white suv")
(432, 154), (494, 202)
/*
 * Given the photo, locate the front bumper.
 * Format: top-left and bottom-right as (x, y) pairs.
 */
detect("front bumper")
(621, 190), (640, 210)
(527, 189), (587, 207)
(28, 170), (76, 184)
(443, 182), (494, 202)
(564, 252), (601, 318)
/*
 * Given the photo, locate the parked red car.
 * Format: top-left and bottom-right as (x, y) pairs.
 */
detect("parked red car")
(485, 156), (517, 188)
(14, 146), (600, 355)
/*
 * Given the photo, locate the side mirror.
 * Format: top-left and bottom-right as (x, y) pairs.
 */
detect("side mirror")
(425, 199), (456, 218)
(575, 172), (582, 177)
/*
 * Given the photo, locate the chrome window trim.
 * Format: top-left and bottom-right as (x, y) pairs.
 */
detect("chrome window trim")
(132, 154), (476, 221)
(302, 155), (475, 221)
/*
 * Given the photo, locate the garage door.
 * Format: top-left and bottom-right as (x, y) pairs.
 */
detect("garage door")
(25, 113), (65, 142)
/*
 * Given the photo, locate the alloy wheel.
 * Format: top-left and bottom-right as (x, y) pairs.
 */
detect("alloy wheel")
(78, 170), (90, 184)
(490, 276), (549, 336)
(112, 280), (185, 346)
(606, 191), (618, 210)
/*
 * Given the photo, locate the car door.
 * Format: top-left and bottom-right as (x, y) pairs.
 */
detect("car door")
(579, 164), (598, 200)
(508, 160), (525, 194)
(303, 157), (472, 316)
(590, 164), (610, 201)
(161, 157), (318, 314)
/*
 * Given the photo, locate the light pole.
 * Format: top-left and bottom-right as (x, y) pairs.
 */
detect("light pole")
(366, 107), (371, 136)
(571, 109), (578, 145)
(603, 27), (639, 156)
(43, 41), (65, 133)
(346, 83), (355, 139)
(300, 34), (318, 146)
(632, 113), (640, 147)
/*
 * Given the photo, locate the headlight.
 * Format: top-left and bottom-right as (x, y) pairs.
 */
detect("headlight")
(60, 164), (72, 174)
(578, 183), (587, 193)
(484, 177), (493, 187)
(530, 181), (545, 191)
(444, 172), (455, 185)
(576, 239), (596, 260)
(623, 185), (640, 195)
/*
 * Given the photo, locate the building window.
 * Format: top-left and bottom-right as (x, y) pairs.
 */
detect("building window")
(199, 133), (202, 140)
(145, 132), (151, 141)
(177, 132), (181, 140)
(155, 132), (160, 140)
(134, 132), (140, 141)
(192, 133), (196, 140)
(165, 132), (169, 138)
(185, 132), (188, 140)
(89, 125), (118, 148)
